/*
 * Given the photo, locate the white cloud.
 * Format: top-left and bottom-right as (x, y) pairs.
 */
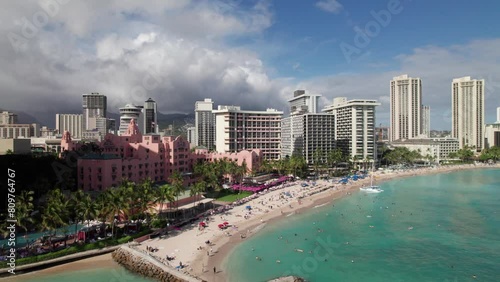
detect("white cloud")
(0, 1), (499, 132)
(315, 0), (343, 14)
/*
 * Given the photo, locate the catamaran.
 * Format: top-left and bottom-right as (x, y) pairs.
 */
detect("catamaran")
(360, 163), (383, 193)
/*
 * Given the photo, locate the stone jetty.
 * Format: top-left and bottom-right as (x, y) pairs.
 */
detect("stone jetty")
(112, 246), (205, 282)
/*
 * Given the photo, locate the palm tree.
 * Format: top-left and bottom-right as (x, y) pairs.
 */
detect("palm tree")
(69, 189), (86, 236)
(155, 184), (175, 216)
(327, 148), (343, 176)
(259, 159), (274, 174)
(102, 188), (128, 238)
(169, 171), (185, 210)
(95, 192), (112, 238)
(136, 178), (156, 222)
(191, 180), (206, 208)
(237, 160), (248, 183)
(79, 193), (97, 228)
(16, 191), (35, 245)
(40, 189), (69, 248)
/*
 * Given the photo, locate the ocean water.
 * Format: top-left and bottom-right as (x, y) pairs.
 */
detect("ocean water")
(225, 169), (500, 282)
(16, 264), (153, 282)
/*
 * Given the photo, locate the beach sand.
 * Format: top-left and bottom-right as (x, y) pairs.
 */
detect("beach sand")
(3, 253), (117, 281)
(138, 163), (500, 282)
(7, 163), (499, 282)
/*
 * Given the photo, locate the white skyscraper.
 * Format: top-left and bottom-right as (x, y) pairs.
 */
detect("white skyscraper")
(451, 76), (485, 151)
(281, 90), (335, 164)
(323, 97), (380, 161)
(56, 114), (82, 139)
(214, 106), (282, 160)
(119, 104), (144, 135)
(288, 90), (321, 114)
(421, 105), (431, 137)
(390, 74), (422, 141)
(195, 98), (216, 150)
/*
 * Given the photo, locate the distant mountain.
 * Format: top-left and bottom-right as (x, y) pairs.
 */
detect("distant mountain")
(1, 108), (194, 133)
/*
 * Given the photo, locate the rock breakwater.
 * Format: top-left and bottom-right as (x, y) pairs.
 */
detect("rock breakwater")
(112, 246), (204, 282)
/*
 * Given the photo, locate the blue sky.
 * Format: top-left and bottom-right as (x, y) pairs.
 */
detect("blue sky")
(1, 0), (499, 129)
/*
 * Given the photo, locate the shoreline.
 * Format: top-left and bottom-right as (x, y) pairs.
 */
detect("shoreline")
(5, 163), (499, 281)
(192, 163), (500, 282)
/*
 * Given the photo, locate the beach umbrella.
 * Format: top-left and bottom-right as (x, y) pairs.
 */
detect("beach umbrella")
(223, 222), (229, 225)
(246, 206), (252, 210)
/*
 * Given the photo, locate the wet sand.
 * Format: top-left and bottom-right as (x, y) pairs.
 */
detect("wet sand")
(6, 163), (499, 282)
(3, 253), (118, 281)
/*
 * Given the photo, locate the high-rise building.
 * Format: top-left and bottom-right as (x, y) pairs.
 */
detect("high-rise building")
(0, 111), (18, 125)
(186, 126), (196, 148)
(281, 113), (335, 164)
(119, 104), (144, 135)
(214, 106), (282, 160)
(82, 93), (107, 131)
(0, 123), (39, 138)
(421, 105), (431, 137)
(484, 106), (500, 149)
(451, 76), (485, 151)
(56, 114), (82, 139)
(390, 74), (422, 141)
(288, 90), (321, 114)
(323, 97), (380, 161)
(143, 98), (159, 134)
(195, 98), (216, 150)
(282, 90), (335, 164)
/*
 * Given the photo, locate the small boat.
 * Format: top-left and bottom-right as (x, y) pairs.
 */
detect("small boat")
(295, 249), (304, 253)
(360, 186), (384, 193)
(360, 163), (384, 193)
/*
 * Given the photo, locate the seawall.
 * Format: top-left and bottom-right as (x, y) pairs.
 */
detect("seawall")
(112, 246), (205, 282)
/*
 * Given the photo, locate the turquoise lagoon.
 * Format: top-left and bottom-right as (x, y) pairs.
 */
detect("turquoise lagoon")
(225, 169), (500, 282)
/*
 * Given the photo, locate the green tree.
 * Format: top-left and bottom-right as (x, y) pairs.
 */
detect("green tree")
(16, 190), (35, 243)
(155, 184), (175, 216)
(327, 148), (343, 176)
(169, 171), (185, 210)
(41, 189), (69, 248)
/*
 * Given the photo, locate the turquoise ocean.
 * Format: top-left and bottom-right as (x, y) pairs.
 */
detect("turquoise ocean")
(225, 169), (500, 282)
(12, 169), (499, 282)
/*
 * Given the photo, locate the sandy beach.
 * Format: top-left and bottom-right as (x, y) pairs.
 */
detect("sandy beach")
(3, 253), (117, 282)
(134, 163), (500, 282)
(6, 163), (499, 282)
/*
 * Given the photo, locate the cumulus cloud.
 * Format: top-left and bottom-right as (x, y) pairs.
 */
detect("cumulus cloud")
(0, 1), (499, 131)
(315, 0), (343, 14)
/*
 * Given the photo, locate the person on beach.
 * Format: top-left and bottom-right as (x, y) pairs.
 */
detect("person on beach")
(213, 266), (216, 273)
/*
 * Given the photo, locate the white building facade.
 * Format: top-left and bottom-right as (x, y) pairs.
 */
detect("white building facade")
(421, 105), (430, 137)
(484, 107), (500, 148)
(323, 97), (380, 161)
(390, 75), (422, 141)
(214, 106), (282, 160)
(56, 114), (82, 139)
(119, 104), (144, 135)
(451, 76), (485, 151)
(288, 90), (321, 114)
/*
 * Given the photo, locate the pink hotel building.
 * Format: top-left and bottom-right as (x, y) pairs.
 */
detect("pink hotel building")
(61, 119), (262, 192)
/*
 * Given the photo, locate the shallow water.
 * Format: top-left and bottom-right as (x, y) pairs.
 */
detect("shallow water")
(225, 169), (500, 282)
